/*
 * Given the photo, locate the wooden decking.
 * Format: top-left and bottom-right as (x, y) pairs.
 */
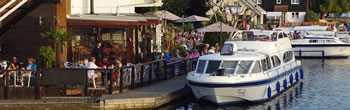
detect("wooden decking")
(98, 75), (188, 109)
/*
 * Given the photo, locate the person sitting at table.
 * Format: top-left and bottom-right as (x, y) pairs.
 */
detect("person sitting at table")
(87, 57), (101, 87)
(98, 57), (111, 86)
(20, 58), (37, 86)
(0, 57), (20, 81)
(112, 57), (123, 86)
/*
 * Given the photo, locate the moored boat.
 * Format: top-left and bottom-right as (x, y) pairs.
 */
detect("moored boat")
(186, 31), (303, 105)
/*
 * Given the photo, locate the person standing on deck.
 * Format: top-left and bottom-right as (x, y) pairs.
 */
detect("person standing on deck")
(92, 41), (104, 64)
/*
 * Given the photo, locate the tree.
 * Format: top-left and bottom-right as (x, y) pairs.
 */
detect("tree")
(41, 28), (71, 67)
(320, 0), (350, 14)
(186, 0), (210, 16)
(305, 11), (320, 22)
(161, 0), (189, 16)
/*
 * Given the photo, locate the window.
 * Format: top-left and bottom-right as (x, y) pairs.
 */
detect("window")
(283, 33), (289, 38)
(309, 40), (318, 43)
(292, 13), (295, 18)
(222, 61), (239, 74)
(296, 12), (299, 18)
(261, 59), (268, 71)
(221, 44), (234, 55)
(278, 33), (284, 39)
(206, 61), (221, 74)
(271, 56), (281, 67)
(283, 51), (294, 63)
(196, 60), (207, 73)
(236, 61), (253, 74)
(251, 61), (262, 73)
(291, 0), (299, 4)
(276, 0), (281, 4)
(257, 0), (262, 4)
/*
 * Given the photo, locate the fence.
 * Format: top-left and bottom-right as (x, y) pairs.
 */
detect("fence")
(0, 57), (198, 99)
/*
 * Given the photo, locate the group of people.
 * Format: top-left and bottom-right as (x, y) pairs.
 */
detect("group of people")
(0, 57), (37, 86)
(162, 30), (221, 61)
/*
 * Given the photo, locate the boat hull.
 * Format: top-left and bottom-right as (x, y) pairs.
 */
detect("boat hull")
(292, 44), (350, 57)
(187, 66), (303, 105)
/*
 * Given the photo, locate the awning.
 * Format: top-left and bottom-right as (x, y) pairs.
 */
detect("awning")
(175, 15), (210, 23)
(266, 12), (282, 19)
(154, 10), (181, 21)
(196, 22), (239, 32)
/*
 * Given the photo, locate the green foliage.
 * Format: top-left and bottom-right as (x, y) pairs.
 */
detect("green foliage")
(203, 32), (228, 47)
(208, 12), (225, 25)
(305, 10), (320, 22)
(319, 0), (350, 14)
(161, 0), (189, 16)
(135, 7), (159, 14)
(169, 45), (186, 58)
(182, 23), (194, 32)
(167, 24), (182, 32)
(39, 46), (56, 69)
(41, 28), (72, 45)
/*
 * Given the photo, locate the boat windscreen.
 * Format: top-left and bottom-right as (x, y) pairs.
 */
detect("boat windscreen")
(205, 61), (221, 74)
(222, 61), (238, 74)
(196, 60), (207, 74)
(221, 44), (234, 55)
(236, 61), (253, 74)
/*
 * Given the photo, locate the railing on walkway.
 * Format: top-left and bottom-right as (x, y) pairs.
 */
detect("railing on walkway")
(0, 57), (198, 99)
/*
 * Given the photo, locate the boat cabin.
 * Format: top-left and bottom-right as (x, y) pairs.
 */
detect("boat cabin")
(231, 31), (290, 41)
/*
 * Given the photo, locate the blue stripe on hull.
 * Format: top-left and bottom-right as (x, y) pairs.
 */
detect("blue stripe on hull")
(292, 44), (350, 47)
(188, 66), (301, 88)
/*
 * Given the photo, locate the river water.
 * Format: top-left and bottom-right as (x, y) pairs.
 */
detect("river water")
(159, 58), (350, 110)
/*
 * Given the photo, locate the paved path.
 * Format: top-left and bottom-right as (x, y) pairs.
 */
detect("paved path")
(0, 97), (97, 104)
(98, 75), (188, 109)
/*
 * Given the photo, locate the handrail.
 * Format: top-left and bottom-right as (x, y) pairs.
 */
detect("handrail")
(0, 0), (27, 22)
(0, 0), (15, 14)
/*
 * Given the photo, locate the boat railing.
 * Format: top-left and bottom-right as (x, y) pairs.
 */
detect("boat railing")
(294, 49), (325, 57)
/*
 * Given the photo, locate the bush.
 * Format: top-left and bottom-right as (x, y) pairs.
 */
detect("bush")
(169, 45), (186, 58)
(305, 10), (320, 22)
(39, 46), (56, 69)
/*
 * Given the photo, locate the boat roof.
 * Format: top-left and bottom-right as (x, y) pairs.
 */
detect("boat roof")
(198, 52), (266, 61)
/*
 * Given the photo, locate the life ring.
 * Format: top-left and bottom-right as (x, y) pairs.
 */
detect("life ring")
(267, 86), (272, 98)
(290, 74), (293, 85)
(276, 82), (280, 93)
(283, 79), (287, 89)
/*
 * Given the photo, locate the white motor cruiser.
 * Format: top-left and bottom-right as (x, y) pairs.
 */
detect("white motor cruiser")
(186, 31), (303, 105)
(292, 35), (350, 57)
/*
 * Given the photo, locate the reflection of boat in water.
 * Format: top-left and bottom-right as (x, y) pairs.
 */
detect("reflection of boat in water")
(189, 82), (304, 110)
(186, 31), (304, 105)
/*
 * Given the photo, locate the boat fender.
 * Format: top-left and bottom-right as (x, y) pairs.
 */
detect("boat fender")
(184, 83), (191, 96)
(290, 74), (293, 85)
(295, 72), (299, 81)
(300, 69), (304, 79)
(283, 79), (287, 89)
(276, 82), (280, 93)
(267, 86), (272, 98)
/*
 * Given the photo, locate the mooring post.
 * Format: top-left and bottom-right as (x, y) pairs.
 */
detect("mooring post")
(140, 65), (144, 87)
(108, 69), (113, 94)
(148, 63), (153, 85)
(130, 66), (135, 90)
(119, 67), (124, 93)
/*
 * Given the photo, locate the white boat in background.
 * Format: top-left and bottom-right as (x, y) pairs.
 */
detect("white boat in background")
(292, 35), (350, 57)
(186, 31), (303, 105)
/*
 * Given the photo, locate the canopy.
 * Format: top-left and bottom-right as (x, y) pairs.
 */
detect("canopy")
(175, 15), (210, 23)
(196, 22), (239, 32)
(154, 10), (181, 21)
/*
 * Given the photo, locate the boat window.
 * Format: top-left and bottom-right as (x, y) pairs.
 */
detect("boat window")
(309, 40), (318, 43)
(266, 57), (272, 69)
(283, 33), (289, 39)
(206, 61), (222, 74)
(271, 55), (281, 67)
(236, 61), (253, 74)
(251, 61), (262, 73)
(326, 40), (336, 43)
(196, 60), (207, 73)
(278, 33), (284, 39)
(261, 59), (268, 71)
(222, 61), (239, 74)
(283, 51), (294, 63)
(221, 44), (234, 55)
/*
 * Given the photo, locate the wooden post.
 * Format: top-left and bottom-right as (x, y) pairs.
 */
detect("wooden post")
(126, 27), (134, 63)
(130, 66), (135, 90)
(148, 63), (153, 85)
(171, 63), (175, 78)
(140, 65), (144, 87)
(163, 60), (167, 80)
(135, 26), (139, 62)
(108, 69), (113, 94)
(36, 69), (42, 99)
(84, 69), (89, 96)
(4, 71), (9, 99)
(119, 67), (124, 93)
(156, 61), (160, 81)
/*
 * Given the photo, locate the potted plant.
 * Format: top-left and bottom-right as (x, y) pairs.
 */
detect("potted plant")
(39, 46), (56, 69)
(152, 42), (161, 60)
